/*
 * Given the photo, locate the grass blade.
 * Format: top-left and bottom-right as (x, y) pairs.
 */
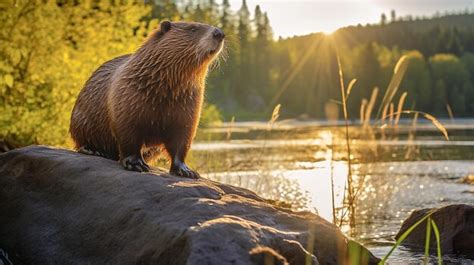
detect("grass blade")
(336, 49), (356, 230)
(360, 99), (368, 124)
(431, 219), (443, 265)
(270, 104), (281, 124)
(364, 87), (378, 126)
(422, 112), (449, 140)
(381, 103), (389, 125)
(380, 110), (449, 141)
(226, 116), (235, 142)
(446, 103), (454, 123)
(424, 217), (432, 264)
(389, 103), (394, 126)
(395, 92), (407, 126)
(376, 55), (410, 119)
(346, 78), (357, 98)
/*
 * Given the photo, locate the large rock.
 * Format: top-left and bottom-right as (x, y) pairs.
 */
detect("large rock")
(0, 146), (378, 265)
(396, 204), (474, 256)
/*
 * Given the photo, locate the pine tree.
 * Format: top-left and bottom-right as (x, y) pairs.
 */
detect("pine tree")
(147, 0), (180, 20)
(193, 4), (206, 22)
(236, 0), (252, 106)
(252, 7), (273, 106)
(219, 0), (232, 29)
(381, 13), (387, 25)
(390, 10), (396, 22)
(207, 0), (238, 112)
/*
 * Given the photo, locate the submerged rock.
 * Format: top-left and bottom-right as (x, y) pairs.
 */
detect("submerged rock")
(396, 204), (474, 256)
(0, 146), (378, 265)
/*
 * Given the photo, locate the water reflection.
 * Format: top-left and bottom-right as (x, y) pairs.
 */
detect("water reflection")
(191, 121), (474, 262)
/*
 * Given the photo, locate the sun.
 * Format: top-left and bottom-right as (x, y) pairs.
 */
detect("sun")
(319, 24), (339, 35)
(322, 29), (335, 36)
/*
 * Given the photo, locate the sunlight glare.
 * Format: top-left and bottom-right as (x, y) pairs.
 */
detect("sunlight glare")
(286, 154), (348, 223)
(321, 27), (336, 36)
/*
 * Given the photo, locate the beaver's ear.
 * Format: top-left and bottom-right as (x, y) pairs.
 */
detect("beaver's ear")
(160, 21), (171, 33)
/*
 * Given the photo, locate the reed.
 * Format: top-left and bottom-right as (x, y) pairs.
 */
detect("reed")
(446, 103), (455, 123)
(376, 55), (410, 119)
(381, 110), (449, 141)
(363, 87), (379, 127)
(332, 52), (451, 255)
(360, 99), (368, 124)
(335, 49), (356, 230)
(394, 92), (407, 126)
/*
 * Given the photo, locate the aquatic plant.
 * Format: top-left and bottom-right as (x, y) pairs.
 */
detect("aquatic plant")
(379, 210), (443, 264)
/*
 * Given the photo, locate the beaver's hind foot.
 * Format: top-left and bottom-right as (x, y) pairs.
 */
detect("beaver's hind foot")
(170, 162), (200, 179)
(122, 155), (150, 172)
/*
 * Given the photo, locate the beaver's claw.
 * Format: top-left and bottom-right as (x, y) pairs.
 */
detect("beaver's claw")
(122, 155), (150, 172)
(170, 163), (200, 179)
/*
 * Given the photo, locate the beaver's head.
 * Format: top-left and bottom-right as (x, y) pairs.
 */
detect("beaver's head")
(154, 21), (225, 67)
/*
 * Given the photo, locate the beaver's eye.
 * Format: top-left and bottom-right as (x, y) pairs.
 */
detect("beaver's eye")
(190, 26), (197, 32)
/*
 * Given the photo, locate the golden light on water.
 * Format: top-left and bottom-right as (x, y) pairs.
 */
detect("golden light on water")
(285, 130), (350, 222)
(287, 156), (349, 222)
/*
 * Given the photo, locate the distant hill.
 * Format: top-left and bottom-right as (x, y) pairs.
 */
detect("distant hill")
(272, 13), (474, 118)
(334, 13), (474, 56)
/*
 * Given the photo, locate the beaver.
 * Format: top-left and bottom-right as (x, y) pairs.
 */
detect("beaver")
(69, 21), (225, 178)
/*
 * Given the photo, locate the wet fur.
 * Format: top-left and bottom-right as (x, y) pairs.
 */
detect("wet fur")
(70, 22), (223, 177)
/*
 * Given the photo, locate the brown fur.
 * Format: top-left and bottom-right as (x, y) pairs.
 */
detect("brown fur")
(70, 21), (224, 177)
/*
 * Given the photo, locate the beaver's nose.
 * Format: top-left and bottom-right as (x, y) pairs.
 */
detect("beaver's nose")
(212, 28), (225, 41)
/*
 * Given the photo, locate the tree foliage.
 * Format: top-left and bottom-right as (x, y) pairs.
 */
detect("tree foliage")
(0, 1), (152, 146)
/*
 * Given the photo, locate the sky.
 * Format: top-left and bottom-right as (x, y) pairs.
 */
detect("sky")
(228, 0), (474, 38)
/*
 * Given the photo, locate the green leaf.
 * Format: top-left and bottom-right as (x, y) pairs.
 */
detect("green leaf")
(11, 49), (22, 65)
(4, 74), (13, 88)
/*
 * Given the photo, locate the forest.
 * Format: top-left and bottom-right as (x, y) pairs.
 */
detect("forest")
(1, 0), (474, 147)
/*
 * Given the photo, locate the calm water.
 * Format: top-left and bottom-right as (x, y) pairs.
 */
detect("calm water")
(190, 119), (474, 263)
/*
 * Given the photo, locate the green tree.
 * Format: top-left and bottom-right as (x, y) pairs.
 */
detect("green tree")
(390, 10), (396, 22)
(146, 0), (180, 20)
(347, 43), (383, 114)
(192, 4), (206, 22)
(400, 51), (432, 111)
(204, 0), (219, 23)
(0, 1), (152, 146)
(461, 52), (474, 112)
(219, 0), (233, 30)
(381, 13), (387, 25)
(236, 0), (252, 107)
(206, 0), (238, 114)
(429, 54), (471, 115)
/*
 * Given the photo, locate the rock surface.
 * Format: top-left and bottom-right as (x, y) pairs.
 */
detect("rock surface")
(396, 204), (474, 256)
(0, 146), (378, 265)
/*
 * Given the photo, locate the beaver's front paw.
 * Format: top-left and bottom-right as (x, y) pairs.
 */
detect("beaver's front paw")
(170, 163), (200, 179)
(121, 155), (150, 172)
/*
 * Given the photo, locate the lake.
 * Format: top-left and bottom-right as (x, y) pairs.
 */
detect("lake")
(189, 118), (474, 263)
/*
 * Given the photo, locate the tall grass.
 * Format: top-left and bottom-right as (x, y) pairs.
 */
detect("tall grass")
(333, 49), (451, 229)
(446, 104), (455, 123)
(376, 55), (410, 119)
(335, 51), (356, 230)
(333, 42), (450, 263)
